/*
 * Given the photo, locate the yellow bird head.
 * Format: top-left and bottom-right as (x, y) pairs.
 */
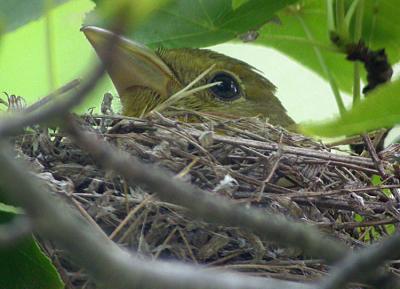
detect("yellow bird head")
(82, 26), (294, 128)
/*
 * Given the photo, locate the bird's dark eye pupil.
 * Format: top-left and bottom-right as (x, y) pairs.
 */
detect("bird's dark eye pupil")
(209, 72), (241, 100)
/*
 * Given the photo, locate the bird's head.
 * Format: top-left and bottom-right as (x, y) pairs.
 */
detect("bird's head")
(82, 26), (294, 127)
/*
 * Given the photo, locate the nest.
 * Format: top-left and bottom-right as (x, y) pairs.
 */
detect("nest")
(15, 108), (400, 287)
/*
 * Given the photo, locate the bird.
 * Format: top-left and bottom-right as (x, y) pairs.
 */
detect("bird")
(82, 26), (295, 128)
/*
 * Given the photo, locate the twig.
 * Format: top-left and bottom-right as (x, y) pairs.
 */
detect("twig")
(292, 197), (390, 214)
(188, 129), (376, 168)
(320, 233), (400, 289)
(24, 79), (81, 113)
(362, 134), (386, 177)
(317, 218), (399, 230)
(150, 64), (218, 114)
(109, 195), (153, 240)
(0, 66), (104, 138)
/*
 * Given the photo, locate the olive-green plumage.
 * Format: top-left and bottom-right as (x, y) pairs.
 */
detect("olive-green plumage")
(82, 26), (295, 128)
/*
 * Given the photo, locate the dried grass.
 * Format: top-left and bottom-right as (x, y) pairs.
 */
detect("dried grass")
(15, 108), (400, 287)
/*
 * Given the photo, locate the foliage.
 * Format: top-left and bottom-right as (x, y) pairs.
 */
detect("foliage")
(0, 0), (399, 288)
(257, 1), (400, 93)
(0, 0), (67, 32)
(0, 202), (64, 289)
(302, 79), (400, 137)
(87, 0), (298, 48)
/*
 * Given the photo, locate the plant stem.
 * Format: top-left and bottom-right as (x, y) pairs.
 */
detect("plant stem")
(326, 0), (335, 31)
(297, 16), (346, 116)
(260, 35), (341, 52)
(336, 0), (348, 41)
(45, 0), (56, 91)
(344, 0), (360, 28)
(352, 0), (365, 106)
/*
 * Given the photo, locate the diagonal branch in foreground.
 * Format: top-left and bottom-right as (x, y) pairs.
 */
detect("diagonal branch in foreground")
(0, 64), (105, 138)
(320, 232), (400, 289)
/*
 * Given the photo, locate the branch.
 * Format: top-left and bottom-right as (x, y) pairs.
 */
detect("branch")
(0, 65), (104, 137)
(24, 79), (81, 113)
(187, 129), (376, 168)
(320, 233), (400, 289)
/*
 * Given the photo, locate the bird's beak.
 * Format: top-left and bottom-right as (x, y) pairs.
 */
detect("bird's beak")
(81, 26), (175, 97)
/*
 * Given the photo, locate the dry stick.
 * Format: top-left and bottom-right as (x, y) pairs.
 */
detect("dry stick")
(24, 79), (81, 113)
(362, 134), (387, 177)
(70, 197), (110, 240)
(93, 115), (379, 171)
(292, 197), (388, 214)
(109, 195), (153, 240)
(362, 134), (400, 201)
(187, 129), (376, 168)
(320, 232), (400, 289)
(257, 134), (284, 201)
(64, 118), (348, 263)
(282, 184), (400, 199)
(0, 65), (104, 137)
(0, 147), (314, 289)
(317, 218), (399, 230)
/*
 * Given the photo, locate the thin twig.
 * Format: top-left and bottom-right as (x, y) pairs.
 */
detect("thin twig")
(24, 79), (81, 113)
(362, 134), (387, 177)
(150, 64), (217, 114)
(0, 66), (104, 138)
(320, 232), (400, 289)
(188, 129), (376, 168)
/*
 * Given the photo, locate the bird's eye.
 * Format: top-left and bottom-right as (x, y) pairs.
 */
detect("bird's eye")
(208, 72), (241, 101)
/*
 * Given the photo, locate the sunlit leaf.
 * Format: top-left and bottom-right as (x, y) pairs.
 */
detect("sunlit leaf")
(0, 0), (68, 32)
(256, 0), (400, 93)
(0, 203), (63, 289)
(232, 0), (249, 10)
(87, 0), (171, 30)
(110, 0), (297, 48)
(301, 78), (400, 137)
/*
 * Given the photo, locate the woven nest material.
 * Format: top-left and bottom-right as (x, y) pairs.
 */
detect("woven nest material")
(15, 109), (400, 286)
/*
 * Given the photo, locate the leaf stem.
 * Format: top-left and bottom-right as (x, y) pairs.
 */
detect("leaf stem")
(344, 0), (360, 28)
(259, 35), (341, 52)
(336, 0), (348, 40)
(326, 0), (335, 31)
(352, 0), (364, 106)
(45, 0), (57, 91)
(297, 16), (346, 116)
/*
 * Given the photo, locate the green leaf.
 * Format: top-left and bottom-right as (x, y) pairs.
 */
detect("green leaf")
(0, 0), (68, 32)
(371, 175), (391, 197)
(232, 0), (249, 10)
(360, 1), (400, 65)
(120, 0), (297, 48)
(0, 205), (64, 289)
(86, 0), (172, 29)
(0, 202), (23, 214)
(255, 0), (400, 93)
(301, 79), (400, 137)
